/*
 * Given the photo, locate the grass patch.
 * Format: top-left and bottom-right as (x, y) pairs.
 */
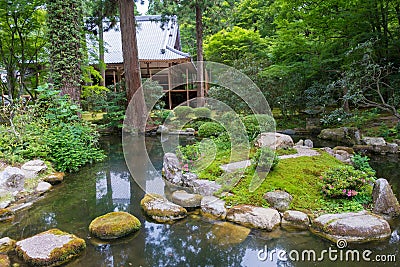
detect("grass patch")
(276, 148), (298, 156)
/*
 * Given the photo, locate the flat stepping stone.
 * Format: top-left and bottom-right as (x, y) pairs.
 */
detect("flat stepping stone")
(226, 205), (281, 231)
(89, 211), (141, 240)
(171, 190), (202, 208)
(281, 210), (310, 230)
(220, 160), (251, 173)
(311, 211), (391, 243)
(279, 146), (320, 159)
(141, 193), (187, 223)
(15, 229), (86, 266)
(201, 196), (227, 219)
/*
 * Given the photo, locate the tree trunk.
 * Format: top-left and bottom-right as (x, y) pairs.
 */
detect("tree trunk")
(195, 3), (205, 107)
(119, 0), (147, 132)
(99, 20), (106, 87)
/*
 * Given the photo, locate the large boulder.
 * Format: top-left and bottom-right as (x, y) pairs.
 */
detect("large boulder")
(21, 160), (47, 179)
(140, 193), (187, 223)
(0, 166), (25, 192)
(226, 205), (281, 231)
(264, 190), (293, 212)
(201, 196), (227, 219)
(89, 211), (141, 240)
(372, 178), (400, 218)
(255, 132), (294, 150)
(363, 137), (386, 146)
(162, 153), (197, 187)
(15, 229), (86, 266)
(311, 211), (391, 243)
(171, 190), (202, 208)
(281, 210), (310, 230)
(318, 127), (361, 146)
(208, 222), (250, 246)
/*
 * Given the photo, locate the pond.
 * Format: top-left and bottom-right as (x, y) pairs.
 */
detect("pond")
(0, 136), (399, 266)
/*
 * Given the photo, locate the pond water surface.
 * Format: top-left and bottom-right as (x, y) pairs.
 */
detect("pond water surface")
(0, 136), (399, 267)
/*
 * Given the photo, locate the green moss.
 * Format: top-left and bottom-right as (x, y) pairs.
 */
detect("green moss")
(276, 148), (298, 156)
(89, 211), (141, 240)
(140, 194), (187, 219)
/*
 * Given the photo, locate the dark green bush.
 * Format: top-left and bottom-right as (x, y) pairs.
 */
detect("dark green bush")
(173, 106), (193, 119)
(198, 122), (225, 137)
(193, 107), (212, 118)
(242, 114), (275, 140)
(321, 165), (374, 199)
(351, 153), (376, 177)
(251, 147), (279, 171)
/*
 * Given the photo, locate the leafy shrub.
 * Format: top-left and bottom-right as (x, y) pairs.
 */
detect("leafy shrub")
(251, 147), (279, 171)
(321, 165), (374, 199)
(351, 153), (376, 177)
(198, 122), (225, 137)
(320, 108), (352, 127)
(242, 114), (275, 140)
(173, 106), (193, 119)
(193, 107), (212, 118)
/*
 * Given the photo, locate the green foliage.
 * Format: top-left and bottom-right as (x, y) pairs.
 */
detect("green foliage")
(320, 108), (353, 127)
(173, 106), (193, 119)
(242, 114), (275, 140)
(251, 147), (279, 171)
(193, 107), (212, 118)
(351, 153), (376, 177)
(0, 84), (105, 171)
(320, 165), (374, 199)
(198, 122), (225, 138)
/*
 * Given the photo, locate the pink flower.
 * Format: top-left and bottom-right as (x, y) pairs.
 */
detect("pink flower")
(342, 189), (346, 194)
(182, 164), (189, 172)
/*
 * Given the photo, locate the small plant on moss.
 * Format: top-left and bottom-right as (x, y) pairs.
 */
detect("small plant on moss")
(198, 122), (225, 137)
(320, 165), (374, 199)
(193, 107), (211, 118)
(251, 147), (279, 171)
(173, 106), (193, 119)
(351, 153), (376, 177)
(242, 114), (275, 140)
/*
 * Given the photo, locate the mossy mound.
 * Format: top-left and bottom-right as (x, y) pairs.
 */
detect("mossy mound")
(15, 228), (86, 266)
(89, 211), (141, 240)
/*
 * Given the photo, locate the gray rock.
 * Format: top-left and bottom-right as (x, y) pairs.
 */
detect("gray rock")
(36, 181), (52, 193)
(311, 211), (391, 243)
(334, 149), (352, 163)
(386, 143), (399, 154)
(295, 139), (304, 146)
(140, 193), (187, 223)
(372, 178), (400, 218)
(220, 160), (251, 173)
(0, 200), (11, 209)
(15, 229), (86, 266)
(281, 129), (296, 135)
(304, 139), (313, 148)
(157, 125), (169, 134)
(226, 205), (281, 231)
(185, 128), (195, 133)
(264, 190), (293, 212)
(171, 190), (202, 208)
(318, 127), (361, 146)
(281, 210), (310, 230)
(21, 160), (47, 179)
(0, 166), (25, 192)
(201, 196), (227, 219)
(192, 179), (222, 196)
(162, 153), (198, 187)
(363, 137), (386, 146)
(255, 132), (294, 150)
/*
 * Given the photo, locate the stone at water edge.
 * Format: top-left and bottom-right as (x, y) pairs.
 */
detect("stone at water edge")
(226, 205), (281, 231)
(140, 193), (187, 223)
(311, 211), (391, 243)
(201, 196), (227, 219)
(89, 211), (141, 240)
(372, 178), (400, 218)
(281, 210), (310, 230)
(171, 190), (202, 208)
(43, 172), (64, 185)
(362, 137), (386, 146)
(304, 139), (313, 148)
(318, 127), (361, 146)
(36, 181), (52, 194)
(21, 160), (47, 179)
(0, 237), (16, 254)
(0, 167), (25, 192)
(263, 190), (293, 212)
(15, 229), (86, 266)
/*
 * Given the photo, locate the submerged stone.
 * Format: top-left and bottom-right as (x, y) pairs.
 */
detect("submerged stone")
(140, 193), (187, 223)
(15, 229), (86, 266)
(208, 222), (250, 246)
(89, 211), (141, 240)
(311, 211), (391, 243)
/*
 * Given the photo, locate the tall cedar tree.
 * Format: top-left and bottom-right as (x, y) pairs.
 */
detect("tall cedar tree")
(47, 0), (83, 103)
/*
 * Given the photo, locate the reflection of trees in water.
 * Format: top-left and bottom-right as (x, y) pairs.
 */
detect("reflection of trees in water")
(144, 220), (247, 266)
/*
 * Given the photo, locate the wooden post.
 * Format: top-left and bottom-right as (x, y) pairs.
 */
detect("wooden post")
(186, 68), (189, 106)
(168, 63), (172, 109)
(113, 71), (116, 87)
(146, 62), (150, 78)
